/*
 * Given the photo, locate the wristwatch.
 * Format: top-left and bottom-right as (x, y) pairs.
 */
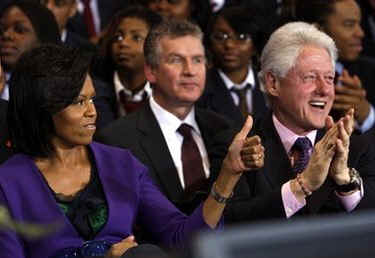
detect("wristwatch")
(336, 167), (362, 193)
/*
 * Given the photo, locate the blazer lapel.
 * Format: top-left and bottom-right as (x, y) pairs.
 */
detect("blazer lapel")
(206, 69), (244, 125)
(257, 113), (293, 189)
(136, 104), (185, 203)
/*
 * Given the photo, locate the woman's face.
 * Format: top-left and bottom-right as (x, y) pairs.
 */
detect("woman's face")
(210, 16), (254, 72)
(52, 75), (97, 149)
(147, 0), (191, 20)
(0, 6), (40, 71)
(111, 17), (149, 72)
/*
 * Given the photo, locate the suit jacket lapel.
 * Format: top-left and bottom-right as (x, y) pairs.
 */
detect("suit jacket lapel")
(136, 104), (185, 203)
(252, 74), (268, 119)
(257, 113), (293, 189)
(206, 69), (245, 125)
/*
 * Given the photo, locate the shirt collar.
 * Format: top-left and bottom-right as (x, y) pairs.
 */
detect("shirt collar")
(272, 114), (317, 154)
(218, 65), (255, 90)
(61, 29), (67, 42)
(149, 95), (201, 135)
(113, 71), (152, 100)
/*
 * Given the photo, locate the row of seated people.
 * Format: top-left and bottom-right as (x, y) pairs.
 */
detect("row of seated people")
(1, 1), (375, 133)
(1, 1), (375, 257)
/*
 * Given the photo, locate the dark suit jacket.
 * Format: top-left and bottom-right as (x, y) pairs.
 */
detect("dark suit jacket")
(67, 0), (129, 39)
(0, 99), (11, 164)
(64, 30), (97, 53)
(95, 102), (233, 214)
(197, 68), (268, 128)
(216, 112), (375, 223)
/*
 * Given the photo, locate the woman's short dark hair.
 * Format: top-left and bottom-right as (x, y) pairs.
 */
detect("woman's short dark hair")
(7, 44), (92, 158)
(206, 5), (271, 66)
(0, 0), (61, 44)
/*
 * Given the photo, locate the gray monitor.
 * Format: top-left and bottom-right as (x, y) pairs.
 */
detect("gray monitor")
(193, 210), (375, 258)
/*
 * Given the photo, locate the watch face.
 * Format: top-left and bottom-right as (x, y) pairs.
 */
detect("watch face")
(336, 168), (361, 192)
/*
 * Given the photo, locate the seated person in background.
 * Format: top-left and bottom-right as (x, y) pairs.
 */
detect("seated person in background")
(220, 21), (375, 223)
(0, 43), (264, 258)
(295, 0), (375, 134)
(197, 6), (269, 128)
(39, 0), (96, 52)
(95, 19), (263, 217)
(140, 0), (212, 33)
(0, 0), (61, 101)
(94, 6), (162, 118)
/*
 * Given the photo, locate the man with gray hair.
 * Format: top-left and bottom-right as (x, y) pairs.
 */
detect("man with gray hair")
(226, 22), (375, 222)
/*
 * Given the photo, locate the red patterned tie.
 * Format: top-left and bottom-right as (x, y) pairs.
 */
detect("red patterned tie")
(177, 124), (206, 193)
(82, 0), (96, 38)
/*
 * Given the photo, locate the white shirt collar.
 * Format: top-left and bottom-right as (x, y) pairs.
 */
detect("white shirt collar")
(113, 71), (152, 101)
(61, 29), (67, 42)
(272, 113), (317, 154)
(149, 95), (201, 136)
(218, 65), (255, 90)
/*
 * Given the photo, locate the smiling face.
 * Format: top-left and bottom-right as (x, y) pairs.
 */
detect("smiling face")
(51, 75), (97, 148)
(0, 6), (40, 71)
(210, 16), (254, 73)
(268, 46), (335, 135)
(111, 17), (149, 73)
(145, 35), (206, 114)
(324, 0), (363, 61)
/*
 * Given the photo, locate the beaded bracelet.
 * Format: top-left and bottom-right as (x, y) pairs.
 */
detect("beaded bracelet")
(210, 182), (234, 204)
(296, 173), (312, 197)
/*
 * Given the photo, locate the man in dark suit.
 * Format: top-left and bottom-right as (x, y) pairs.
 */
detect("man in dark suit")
(224, 21), (375, 223)
(197, 6), (268, 128)
(95, 19), (264, 215)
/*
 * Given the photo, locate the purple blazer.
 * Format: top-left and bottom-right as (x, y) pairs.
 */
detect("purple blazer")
(0, 142), (217, 258)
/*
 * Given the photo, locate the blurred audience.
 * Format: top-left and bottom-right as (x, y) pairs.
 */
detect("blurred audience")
(66, 0), (132, 43)
(140, 0), (212, 33)
(0, 0), (61, 101)
(39, 0), (96, 52)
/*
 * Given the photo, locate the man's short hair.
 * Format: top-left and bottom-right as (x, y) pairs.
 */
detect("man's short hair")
(258, 22), (337, 93)
(143, 19), (204, 68)
(8, 44), (92, 158)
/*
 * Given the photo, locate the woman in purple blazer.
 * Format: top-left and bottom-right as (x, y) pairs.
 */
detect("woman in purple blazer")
(0, 43), (264, 257)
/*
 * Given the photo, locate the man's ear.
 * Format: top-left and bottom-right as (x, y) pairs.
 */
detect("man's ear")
(265, 71), (280, 97)
(144, 64), (156, 83)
